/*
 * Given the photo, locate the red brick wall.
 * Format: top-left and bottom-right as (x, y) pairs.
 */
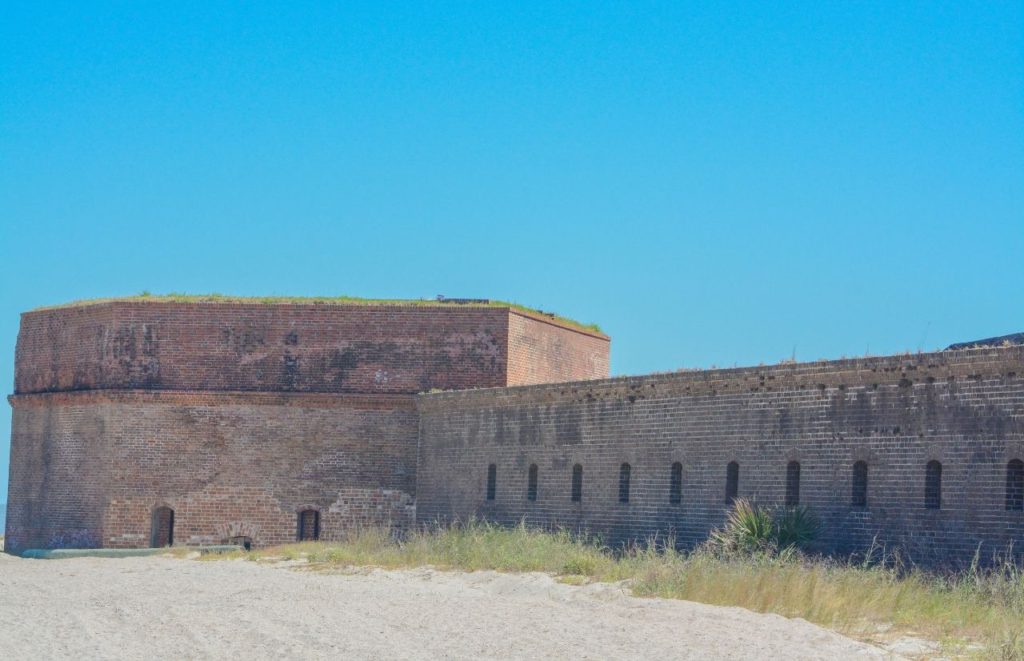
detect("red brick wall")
(7, 299), (612, 553)
(6, 390), (417, 554)
(6, 399), (108, 551)
(14, 302), (514, 395)
(506, 311), (609, 386)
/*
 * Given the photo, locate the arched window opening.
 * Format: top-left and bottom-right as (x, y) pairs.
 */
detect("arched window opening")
(785, 461), (801, 507)
(852, 461), (868, 508)
(725, 462), (739, 505)
(298, 509), (320, 541)
(618, 463), (631, 503)
(527, 464), (539, 502)
(150, 506), (174, 548)
(669, 462), (683, 505)
(925, 460), (942, 510)
(571, 464), (583, 503)
(1007, 459), (1024, 512)
(486, 464), (497, 501)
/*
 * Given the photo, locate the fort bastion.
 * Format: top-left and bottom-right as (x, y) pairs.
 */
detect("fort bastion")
(5, 296), (1023, 565)
(5, 298), (608, 553)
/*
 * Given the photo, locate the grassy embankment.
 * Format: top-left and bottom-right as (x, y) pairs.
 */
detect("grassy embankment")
(201, 517), (1024, 659)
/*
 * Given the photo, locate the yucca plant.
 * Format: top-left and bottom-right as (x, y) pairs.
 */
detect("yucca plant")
(775, 505), (821, 549)
(709, 499), (821, 556)
(709, 498), (777, 553)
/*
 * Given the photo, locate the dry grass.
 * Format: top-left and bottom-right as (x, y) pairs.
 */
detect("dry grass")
(629, 552), (1024, 658)
(200, 521), (1024, 659)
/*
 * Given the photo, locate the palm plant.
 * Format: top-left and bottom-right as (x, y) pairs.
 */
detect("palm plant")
(709, 498), (820, 556)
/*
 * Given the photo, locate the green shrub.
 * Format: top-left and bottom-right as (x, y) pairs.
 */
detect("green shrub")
(562, 554), (599, 576)
(775, 505), (821, 548)
(710, 498), (777, 553)
(708, 499), (821, 556)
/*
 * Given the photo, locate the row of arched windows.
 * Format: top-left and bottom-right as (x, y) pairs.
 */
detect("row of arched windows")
(484, 459), (1024, 511)
(488, 462), (632, 503)
(732, 459), (1022, 510)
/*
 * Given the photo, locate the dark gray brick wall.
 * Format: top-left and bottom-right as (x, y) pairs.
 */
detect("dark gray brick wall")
(416, 346), (1024, 565)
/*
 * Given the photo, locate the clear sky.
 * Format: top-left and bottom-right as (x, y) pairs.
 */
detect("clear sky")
(1, 2), (1022, 502)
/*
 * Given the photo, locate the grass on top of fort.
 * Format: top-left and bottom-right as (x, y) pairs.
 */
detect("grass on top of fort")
(199, 518), (1024, 659)
(30, 292), (606, 334)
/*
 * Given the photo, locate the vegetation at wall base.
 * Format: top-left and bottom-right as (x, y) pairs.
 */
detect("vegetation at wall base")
(707, 498), (822, 555)
(197, 516), (1024, 659)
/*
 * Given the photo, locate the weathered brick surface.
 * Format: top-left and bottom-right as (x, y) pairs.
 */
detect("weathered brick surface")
(13, 298), (1024, 566)
(507, 311), (609, 386)
(416, 346), (1024, 565)
(6, 391), (418, 554)
(14, 302), (608, 395)
(6, 301), (609, 554)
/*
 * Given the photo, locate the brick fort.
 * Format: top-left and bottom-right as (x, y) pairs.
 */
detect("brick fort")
(5, 297), (1023, 564)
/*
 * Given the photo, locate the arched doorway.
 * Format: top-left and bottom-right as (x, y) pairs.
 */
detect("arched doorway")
(228, 535), (253, 551)
(297, 509), (320, 541)
(151, 506), (175, 547)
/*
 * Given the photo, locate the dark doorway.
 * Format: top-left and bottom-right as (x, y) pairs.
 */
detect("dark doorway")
(925, 460), (942, 510)
(151, 506), (175, 547)
(1007, 460), (1024, 511)
(229, 535), (253, 551)
(298, 509), (321, 541)
(852, 461), (868, 508)
(486, 464), (497, 501)
(669, 462), (683, 505)
(527, 464), (538, 502)
(785, 461), (801, 507)
(725, 462), (739, 505)
(618, 463), (631, 503)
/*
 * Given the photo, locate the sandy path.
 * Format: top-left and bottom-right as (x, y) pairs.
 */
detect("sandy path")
(0, 554), (894, 660)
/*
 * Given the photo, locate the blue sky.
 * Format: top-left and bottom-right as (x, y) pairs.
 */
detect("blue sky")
(1, 2), (1021, 502)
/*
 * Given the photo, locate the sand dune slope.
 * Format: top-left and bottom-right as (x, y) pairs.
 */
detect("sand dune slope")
(0, 554), (893, 660)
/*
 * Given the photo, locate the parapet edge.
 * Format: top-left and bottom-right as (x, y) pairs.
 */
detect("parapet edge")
(22, 296), (604, 337)
(417, 344), (1024, 411)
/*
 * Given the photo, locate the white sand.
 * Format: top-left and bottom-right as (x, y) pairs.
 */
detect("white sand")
(0, 553), (898, 660)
